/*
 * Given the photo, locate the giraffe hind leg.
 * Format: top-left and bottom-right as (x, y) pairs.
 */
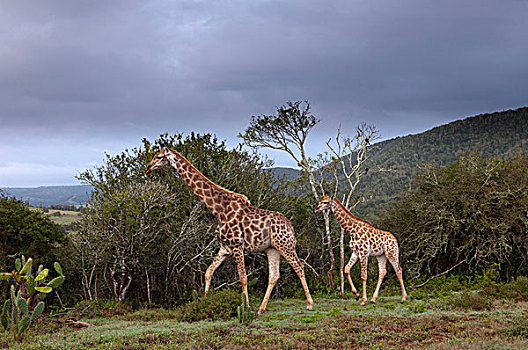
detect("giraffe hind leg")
(387, 249), (407, 301)
(257, 248), (281, 314)
(272, 234), (313, 311)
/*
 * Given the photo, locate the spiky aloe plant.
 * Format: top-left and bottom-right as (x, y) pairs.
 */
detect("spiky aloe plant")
(237, 293), (254, 325)
(0, 255), (65, 342)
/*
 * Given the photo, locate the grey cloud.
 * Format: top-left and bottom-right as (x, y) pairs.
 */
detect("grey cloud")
(0, 0), (527, 186)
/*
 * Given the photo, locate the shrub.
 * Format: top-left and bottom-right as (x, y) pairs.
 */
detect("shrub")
(379, 154), (528, 279)
(409, 301), (428, 314)
(498, 276), (528, 301)
(173, 289), (241, 322)
(70, 299), (132, 319)
(447, 291), (492, 311)
(121, 307), (175, 322)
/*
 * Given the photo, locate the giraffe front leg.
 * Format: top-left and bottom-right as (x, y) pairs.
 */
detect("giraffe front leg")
(204, 247), (230, 296)
(360, 257), (368, 306)
(344, 252), (359, 300)
(233, 249), (250, 307)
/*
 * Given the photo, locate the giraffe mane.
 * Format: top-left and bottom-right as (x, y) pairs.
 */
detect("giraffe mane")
(168, 148), (251, 203)
(332, 197), (373, 227)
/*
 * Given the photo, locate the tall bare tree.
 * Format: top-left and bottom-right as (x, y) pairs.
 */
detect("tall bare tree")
(239, 101), (337, 291)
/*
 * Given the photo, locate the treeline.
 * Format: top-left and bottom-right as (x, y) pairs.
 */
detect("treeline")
(3, 142), (527, 307)
(2, 105), (527, 309)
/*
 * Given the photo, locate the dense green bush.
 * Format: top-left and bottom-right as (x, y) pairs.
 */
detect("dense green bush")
(498, 276), (528, 301)
(0, 192), (67, 271)
(379, 153), (528, 280)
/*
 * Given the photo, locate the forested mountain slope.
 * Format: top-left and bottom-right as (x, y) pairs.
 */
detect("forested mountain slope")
(355, 107), (528, 219)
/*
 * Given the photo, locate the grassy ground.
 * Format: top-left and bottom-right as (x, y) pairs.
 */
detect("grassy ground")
(1, 293), (527, 349)
(31, 207), (82, 226)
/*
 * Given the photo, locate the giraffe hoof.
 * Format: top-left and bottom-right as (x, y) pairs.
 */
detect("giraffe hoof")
(369, 300), (376, 304)
(355, 295), (360, 301)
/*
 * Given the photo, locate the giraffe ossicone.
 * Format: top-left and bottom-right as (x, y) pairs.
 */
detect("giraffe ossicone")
(146, 147), (314, 314)
(315, 194), (407, 305)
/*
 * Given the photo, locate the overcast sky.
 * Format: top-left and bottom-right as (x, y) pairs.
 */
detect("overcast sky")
(1, 0), (527, 187)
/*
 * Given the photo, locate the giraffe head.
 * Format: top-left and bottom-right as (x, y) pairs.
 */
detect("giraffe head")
(145, 147), (172, 174)
(315, 194), (334, 213)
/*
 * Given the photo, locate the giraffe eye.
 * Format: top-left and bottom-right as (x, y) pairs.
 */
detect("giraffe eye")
(157, 155), (163, 159)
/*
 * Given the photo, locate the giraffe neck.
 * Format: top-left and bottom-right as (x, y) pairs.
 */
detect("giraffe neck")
(331, 197), (372, 233)
(167, 149), (250, 216)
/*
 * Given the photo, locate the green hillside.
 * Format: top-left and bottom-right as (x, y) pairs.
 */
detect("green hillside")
(354, 107), (528, 220)
(1, 185), (92, 207)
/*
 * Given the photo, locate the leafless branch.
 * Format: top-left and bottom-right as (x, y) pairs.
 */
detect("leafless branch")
(410, 259), (467, 290)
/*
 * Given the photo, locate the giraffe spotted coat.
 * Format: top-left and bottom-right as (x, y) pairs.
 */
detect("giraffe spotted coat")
(316, 194), (407, 305)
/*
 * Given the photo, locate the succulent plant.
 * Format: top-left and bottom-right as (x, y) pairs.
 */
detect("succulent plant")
(237, 292), (254, 325)
(0, 255), (65, 342)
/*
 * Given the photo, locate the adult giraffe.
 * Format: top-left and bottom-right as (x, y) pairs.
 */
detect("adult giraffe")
(146, 147), (313, 314)
(315, 194), (407, 305)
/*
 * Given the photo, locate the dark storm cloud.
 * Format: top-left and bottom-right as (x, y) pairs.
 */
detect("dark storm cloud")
(1, 0), (527, 186)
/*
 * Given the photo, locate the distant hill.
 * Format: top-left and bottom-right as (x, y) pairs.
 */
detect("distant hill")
(353, 107), (528, 220)
(270, 167), (301, 181)
(1, 185), (93, 207)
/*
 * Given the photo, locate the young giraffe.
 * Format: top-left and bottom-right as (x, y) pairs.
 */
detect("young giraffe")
(315, 194), (407, 305)
(146, 147), (313, 314)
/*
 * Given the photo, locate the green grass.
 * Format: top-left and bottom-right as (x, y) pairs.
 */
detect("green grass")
(31, 207), (82, 226)
(1, 293), (527, 349)
(44, 209), (82, 226)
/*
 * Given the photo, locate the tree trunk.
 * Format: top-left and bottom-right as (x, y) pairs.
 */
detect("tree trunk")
(307, 169), (336, 293)
(119, 275), (132, 302)
(323, 210), (336, 292)
(145, 267), (152, 306)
